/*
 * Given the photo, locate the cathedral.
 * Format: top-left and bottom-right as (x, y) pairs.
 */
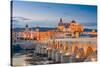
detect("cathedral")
(57, 18), (84, 38)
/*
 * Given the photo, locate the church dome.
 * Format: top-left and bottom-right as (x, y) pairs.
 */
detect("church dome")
(71, 20), (76, 23)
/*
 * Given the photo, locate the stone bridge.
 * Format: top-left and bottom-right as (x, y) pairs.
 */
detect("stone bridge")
(35, 37), (97, 62)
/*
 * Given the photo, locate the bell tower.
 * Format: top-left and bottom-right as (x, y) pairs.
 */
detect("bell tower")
(25, 24), (29, 31)
(57, 18), (65, 31)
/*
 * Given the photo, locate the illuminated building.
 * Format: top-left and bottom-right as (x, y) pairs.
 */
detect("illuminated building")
(13, 18), (84, 41)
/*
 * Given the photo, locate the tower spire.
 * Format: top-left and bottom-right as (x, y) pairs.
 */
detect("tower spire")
(58, 18), (64, 26)
(25, 24), (28, 28)
(60, 18), (63, 23)
(25, 24), (29, 31)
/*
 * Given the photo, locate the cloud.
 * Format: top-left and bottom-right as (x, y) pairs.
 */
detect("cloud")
(12, 16), (32, 23)
(11, 16), (33, 28)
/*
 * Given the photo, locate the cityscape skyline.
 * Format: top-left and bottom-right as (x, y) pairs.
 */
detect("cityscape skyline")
(12, 1), (97, 29)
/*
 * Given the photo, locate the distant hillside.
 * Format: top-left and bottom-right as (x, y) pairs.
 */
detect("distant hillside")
(84, 28), (97, 32)
(12, 27), (56, 32)
(12, 27), (97, 32)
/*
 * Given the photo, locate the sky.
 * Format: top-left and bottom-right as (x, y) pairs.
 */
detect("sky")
(11, 1), (97, 29)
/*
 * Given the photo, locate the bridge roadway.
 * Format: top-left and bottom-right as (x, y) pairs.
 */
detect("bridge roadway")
(40, 37), (97, 43)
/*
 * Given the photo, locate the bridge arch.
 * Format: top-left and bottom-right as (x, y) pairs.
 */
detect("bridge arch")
(86, 46), (94, 57)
